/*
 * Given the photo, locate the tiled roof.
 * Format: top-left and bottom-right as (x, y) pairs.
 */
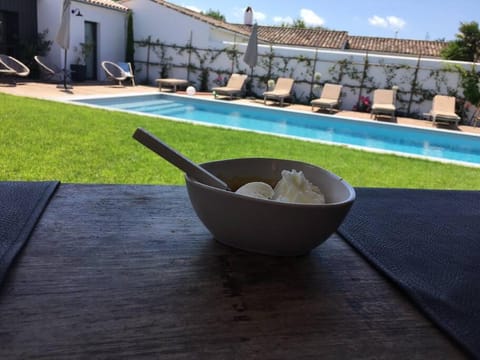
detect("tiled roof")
(144, 0), (252, 37)
(347, 36), (448, 57)
(235, 25), (348, 49)
(83, 0), (129, 12)
(234, 25), (446, 57)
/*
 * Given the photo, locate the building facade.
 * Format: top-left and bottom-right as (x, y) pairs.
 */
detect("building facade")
(37, 0), (128, 81)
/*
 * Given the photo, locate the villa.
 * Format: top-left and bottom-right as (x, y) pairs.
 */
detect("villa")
(0, 0), (451, 80)
(1, 0), (479, 119)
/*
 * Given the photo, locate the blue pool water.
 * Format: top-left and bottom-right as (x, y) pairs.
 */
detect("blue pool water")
(74, 93), (480, 167)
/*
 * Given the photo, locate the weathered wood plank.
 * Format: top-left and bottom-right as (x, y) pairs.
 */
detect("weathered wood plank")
(0, 184), (466, 359)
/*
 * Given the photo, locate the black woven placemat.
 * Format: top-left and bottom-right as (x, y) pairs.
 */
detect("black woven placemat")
(0, 181), (59, 287)
(338, 188), (480, 358)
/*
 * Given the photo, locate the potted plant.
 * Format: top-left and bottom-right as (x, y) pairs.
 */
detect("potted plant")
(70, 42), (93, 82)
(312, 72), (322, 97)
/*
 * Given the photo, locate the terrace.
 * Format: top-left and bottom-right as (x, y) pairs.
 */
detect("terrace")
(1, 81), (479, 135)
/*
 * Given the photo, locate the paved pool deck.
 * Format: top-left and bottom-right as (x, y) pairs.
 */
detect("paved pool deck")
(2, 81), (479, 135)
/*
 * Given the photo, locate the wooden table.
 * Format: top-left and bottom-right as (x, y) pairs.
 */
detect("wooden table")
(155, 78), (189, 92)
(0, 185), (466, 359)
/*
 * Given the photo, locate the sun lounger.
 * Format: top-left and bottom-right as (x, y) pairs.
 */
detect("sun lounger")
(371, 89), (396, 121)
(473, 108), (480, 128)
(34, 55), (65, 82)
(117, 62), (135, 86)
(0, 54), (30, 85)
(429, 95), (460, 127)
(212, 74), (248, 99)
(263, 77), (295, 107)
(101, 61), (135, 86)
(311, 83), (342, 113)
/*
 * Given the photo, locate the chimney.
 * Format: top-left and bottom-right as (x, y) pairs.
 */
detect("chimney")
(244, 6), (253, 26)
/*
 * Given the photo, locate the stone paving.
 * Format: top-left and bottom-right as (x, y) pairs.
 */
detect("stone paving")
(1, 80), (479, 135)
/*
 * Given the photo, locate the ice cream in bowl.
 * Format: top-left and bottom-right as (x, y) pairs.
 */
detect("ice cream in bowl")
(132, 129), (355, 256)
(185, 158), (356, 256)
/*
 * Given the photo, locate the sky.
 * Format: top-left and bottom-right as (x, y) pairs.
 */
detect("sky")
(167, 0), (479, 41)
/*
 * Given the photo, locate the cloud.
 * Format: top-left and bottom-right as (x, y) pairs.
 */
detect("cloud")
(273, 9), (324, 27)
(386, 16), (406, 31)
(299, 9), (325, 27)
(254, 10), (267, 23)
(273, 16), (294, 25)
(368, 15), (388, 27)
(368, 15), (406, 31)
(183, 5), (202, 13)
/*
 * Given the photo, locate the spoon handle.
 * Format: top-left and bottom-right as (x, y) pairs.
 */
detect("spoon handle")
(133, 128), (230, 191)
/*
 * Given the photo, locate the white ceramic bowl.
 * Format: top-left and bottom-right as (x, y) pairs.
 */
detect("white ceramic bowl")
(185, 158), (356, 256)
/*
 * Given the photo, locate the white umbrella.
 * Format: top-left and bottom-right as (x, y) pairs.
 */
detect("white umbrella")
(56, 0), (71, 89)
(243, 23), (258, 69)
(243, 23), (258, 96)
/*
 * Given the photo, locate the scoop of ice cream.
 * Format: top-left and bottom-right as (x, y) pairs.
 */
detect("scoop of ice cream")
(235, 181), (274, 200)
(272, 169), (326, 204)
(235, 169), (326, 204)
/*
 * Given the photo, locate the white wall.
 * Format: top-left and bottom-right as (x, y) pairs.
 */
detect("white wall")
(80, 4), (127, 80)
(37, 0), (127, 81)
(121, 0), (246, 83)
(37, 0), (63, 66)
(122, 0), (212, 47)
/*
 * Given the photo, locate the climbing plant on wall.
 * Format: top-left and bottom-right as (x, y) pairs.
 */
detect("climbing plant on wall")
(296, 53), (318, 100)
(151, 41), (173, 78)
(257, 45), (277, 87)
(132, 38), (476, 117)
(456, 66), (480, 105)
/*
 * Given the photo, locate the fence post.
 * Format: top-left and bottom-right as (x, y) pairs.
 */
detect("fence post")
(407, 55), (421, 115)
(357, 51), (369, 108)
(309, 49), (319, 100)
(187, 31), (193, 82)
(145, 35), (151, 84)
(231, 34), (236, 74)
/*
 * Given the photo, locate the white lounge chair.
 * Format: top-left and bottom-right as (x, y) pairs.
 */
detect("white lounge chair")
(101, 61), (135, 86)
(117, 62), (135, 86)
(263, 77), (295, 107)
(371, 89), (396, 121)
(212, 73), (248, 99)
(0, 54), (30, 85)
(34, 55), (65, 82)
(473, 108), (480, 128)
(311, 83), (342, 113)
(429, 95), (460, 127)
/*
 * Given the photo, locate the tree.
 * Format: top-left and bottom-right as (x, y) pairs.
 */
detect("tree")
(126, 11), (135, 68)
(292, 19), (307, 29)
(284, 19), (307, 28)
(456, 65), (480, 107)
(441, 21), (480, 62)
(280, 18), (328, 30)
(202, 9), (226, 22)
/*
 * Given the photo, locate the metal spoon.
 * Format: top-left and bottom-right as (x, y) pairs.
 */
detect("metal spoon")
(133, 128), (230, 191)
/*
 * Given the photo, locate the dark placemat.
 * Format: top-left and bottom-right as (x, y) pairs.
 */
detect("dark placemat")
(0, 181), (59, 287)
(338, 188), (480, 358)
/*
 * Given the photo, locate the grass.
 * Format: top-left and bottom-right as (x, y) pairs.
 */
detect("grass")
(1, 93), (480, 189)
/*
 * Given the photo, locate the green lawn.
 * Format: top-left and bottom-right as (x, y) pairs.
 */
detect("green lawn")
(1, 93), (480, 189)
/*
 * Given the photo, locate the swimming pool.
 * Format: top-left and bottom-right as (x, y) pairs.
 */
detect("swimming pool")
(73, 93), (480, 167)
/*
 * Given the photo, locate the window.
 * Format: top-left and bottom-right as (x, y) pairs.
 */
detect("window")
(0, 11), (19, 55)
